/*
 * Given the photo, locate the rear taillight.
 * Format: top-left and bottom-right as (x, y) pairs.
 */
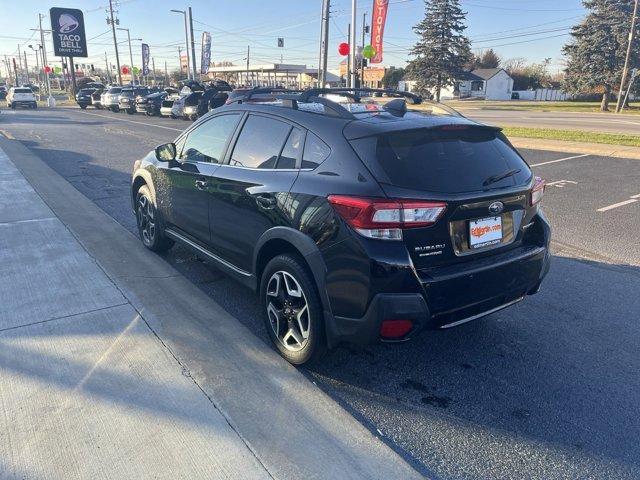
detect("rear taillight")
(327, 195), (446, 241)
(531, 176), (545, 206)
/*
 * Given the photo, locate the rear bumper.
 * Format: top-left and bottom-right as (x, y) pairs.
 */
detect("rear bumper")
(326, 243), (550, 346)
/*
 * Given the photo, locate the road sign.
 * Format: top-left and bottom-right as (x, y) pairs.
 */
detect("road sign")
(50, 7), (88, 57)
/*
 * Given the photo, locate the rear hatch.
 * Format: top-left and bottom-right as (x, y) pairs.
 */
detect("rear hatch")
(348, 125), (537, 270)
(12, 88), (35, 101)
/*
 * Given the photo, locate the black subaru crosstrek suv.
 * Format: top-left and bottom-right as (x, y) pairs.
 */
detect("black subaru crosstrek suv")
(131, 88), (550, 365)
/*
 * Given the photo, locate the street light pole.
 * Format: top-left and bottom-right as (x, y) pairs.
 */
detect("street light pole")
(37, 14), (54, 106)
(28, 45), (41, 89)
(170, 9), (191, 80)
(117, 28), (135, 84)
(188, 7), (197, 80)
(616, 0), (638, 112)
(350, 0), (357, 88)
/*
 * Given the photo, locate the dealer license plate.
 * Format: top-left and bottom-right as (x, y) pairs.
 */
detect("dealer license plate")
(469, 216), (503, 249)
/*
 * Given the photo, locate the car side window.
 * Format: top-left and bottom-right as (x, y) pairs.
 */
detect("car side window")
(179, 113), (241, 164)
(277, 127), (304, 169)
(302, 132), (331, 169)
(229, 115), (291, 169)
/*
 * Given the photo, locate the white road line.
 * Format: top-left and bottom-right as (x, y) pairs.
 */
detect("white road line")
(631, 194), (640, 199)
(529, 154), (590, 167)
(73, 110), (183, 132)
(596, 199), (638, 212)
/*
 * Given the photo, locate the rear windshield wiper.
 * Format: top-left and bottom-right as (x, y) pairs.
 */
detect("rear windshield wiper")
(483, 168), (521, 187)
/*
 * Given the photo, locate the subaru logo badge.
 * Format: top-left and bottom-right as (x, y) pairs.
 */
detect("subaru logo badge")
(488, 201), (504, 214)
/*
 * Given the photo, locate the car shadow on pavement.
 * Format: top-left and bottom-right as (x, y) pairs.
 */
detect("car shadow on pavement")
(306, 255), (640, 478)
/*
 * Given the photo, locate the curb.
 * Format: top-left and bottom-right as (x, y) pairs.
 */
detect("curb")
(0, 135), (426, 479)
(509, 137), (640, 160)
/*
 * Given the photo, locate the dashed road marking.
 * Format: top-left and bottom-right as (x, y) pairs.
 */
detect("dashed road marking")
(73, 110), (183, 132)
(631, 193), (640, 199)
(530, 154), (590, 167)
(597, 199), (638, 212)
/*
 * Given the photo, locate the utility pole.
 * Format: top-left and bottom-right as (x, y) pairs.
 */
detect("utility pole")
(170, 10), (191, 80)
(350, 0), (357, 89)
(17, 44), (23, 84)
(38, 13), (53, 105)
(188, 7), (197, 81)
(29, 45), (40, 87)
(152, 57), (156, 85)
(164, 60), (168, 86)
(318, 0), (330, 87)
(246, 45), (250, 86)
(361, 12), (367, 88)
(616, 0), (638, 112)
(178, 46), (183, 79)
(69, 57), (77, 94)
(23, 51), (29, 84)
(108, 0), (122, 84)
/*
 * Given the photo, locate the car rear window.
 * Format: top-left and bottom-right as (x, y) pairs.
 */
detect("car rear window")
(108, 87), (122, 93)
(350, 127), (531, 194)
(14, 88), (32, 93)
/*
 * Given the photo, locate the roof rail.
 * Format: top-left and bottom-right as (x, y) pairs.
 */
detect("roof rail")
(297, 88), (423, 105)
(229, 87), (303, 104)
(277, 94), (356, 120)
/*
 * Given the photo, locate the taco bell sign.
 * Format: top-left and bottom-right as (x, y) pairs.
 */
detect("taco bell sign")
(50, 7), (88, 57)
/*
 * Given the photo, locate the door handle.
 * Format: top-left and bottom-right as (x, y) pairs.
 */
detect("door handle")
(255, 194), (276, 209)
(195, 179), (208, 190)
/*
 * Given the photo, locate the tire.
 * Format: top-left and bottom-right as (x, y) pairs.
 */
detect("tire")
(260, 254), (326, 365)
(32, 103), (37, 109)
(126, 108), (135, 115)
(80, 104), (87, 109)
(10, 103), (15, 109)
(170, 114), (177, 119)
(135, 185), (174, 252)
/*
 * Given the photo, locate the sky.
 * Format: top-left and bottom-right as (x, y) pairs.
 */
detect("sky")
(0, 0), (586, 76)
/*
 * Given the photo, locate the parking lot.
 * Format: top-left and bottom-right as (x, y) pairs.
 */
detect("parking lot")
(1, 106), (639, 479)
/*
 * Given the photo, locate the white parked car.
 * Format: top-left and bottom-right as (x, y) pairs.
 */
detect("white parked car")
(7, 87), (37, 109)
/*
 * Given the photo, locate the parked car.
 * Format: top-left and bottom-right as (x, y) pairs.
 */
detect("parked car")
(130, 88), (551, 365)
(91, 88), (104, 109)
(136, 91), (166, 115)
(119, 87), (152, 114)
(0, 86), (7, 101)
(184, 87), (231, 120)
(75, 88), (96, 109)
(6, 86), (37, 109)
(102, 86), (122, 112)
(160, 91), (181, 118)
(170, 94), (188, 119)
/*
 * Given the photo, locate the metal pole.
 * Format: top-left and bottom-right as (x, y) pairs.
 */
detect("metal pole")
(17, 44), (23, 84)
(319, 0), (330, 87)
(171, 10), (191, 80)
(361, 11), (367, 88)
(164, 60), (168, 86)
(126, 29), (134, 83)
(350, 0), (357, 89)
(152, 57), (156, 85)
(616, 0), (638, 112)
(346, 23), (351, 87)
(246, 45), (250, 86)
(108, 0), (122, 84)
(23, 51), (29, 84)
(69, 57), (77, 94)
(189, 7), (197, 81)
(104, 52), (111, 83)
(38, 14), (53, 105)
(622, 69), (638, 108)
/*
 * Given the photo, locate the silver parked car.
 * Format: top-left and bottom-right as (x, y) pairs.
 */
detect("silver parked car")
(101, 86), (122, 112)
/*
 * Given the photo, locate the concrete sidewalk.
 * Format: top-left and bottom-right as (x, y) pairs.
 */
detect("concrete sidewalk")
(0, 147), (271, 479)
(0, 138), (424, 479)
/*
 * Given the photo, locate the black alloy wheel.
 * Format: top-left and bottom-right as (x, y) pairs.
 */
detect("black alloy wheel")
(135, 185), (174, 252)
(260, 254), (325, 365)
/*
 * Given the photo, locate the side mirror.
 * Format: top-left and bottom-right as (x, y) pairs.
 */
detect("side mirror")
(155, 142), (176, 162)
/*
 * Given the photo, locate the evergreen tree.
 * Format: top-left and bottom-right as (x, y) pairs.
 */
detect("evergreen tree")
(476, 49), (501, 69)
(563, 0), (639, 111)
(406, 0), (472, 101)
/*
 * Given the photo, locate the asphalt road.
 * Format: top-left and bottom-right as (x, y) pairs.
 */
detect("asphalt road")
(458, 108), (640, 135)
(2, 107), (639, 480)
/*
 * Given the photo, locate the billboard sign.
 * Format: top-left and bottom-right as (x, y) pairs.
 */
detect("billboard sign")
(200, 32), (212, 74)
(370, 0), (389, 64)
(50, 7), (88, 57)
(142, 43), (150, 76)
